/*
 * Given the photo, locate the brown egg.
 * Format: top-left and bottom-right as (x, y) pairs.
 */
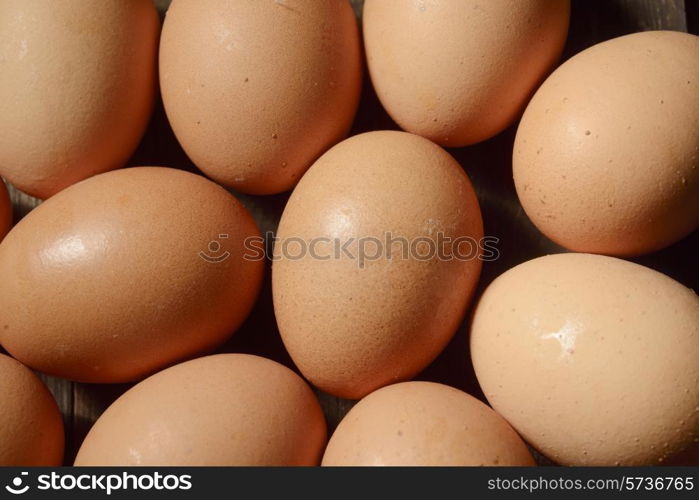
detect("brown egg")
(514, 31), (699, 256)
(0, 179), (11, 240)
(75, 354), (326, 466)
(0, 0), (159, 199)
(363, 0), (570, 147)
(0, 167), (263, 383)
(273, 131), (483, 399)
(471, 253), (699, 465)
(160, 0), (362, 195)
(0, 353), (64, 466)
(322, 381), (534, 466)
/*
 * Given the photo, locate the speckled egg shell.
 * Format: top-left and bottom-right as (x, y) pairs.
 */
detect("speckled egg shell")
(363, 0), (570, 147)
(471, 253), (699, 465)
(273, 131), (483, 399)
(159, 0), (362, 195)
(0, 167), (264, 383)
(0, 353), (64, 466)
(514, 31), (699, 256)
(0, 0), (159, 199)
(74, 354), (327, 466)
(0, 179), (11, 240)
(322, 381), (535, 466)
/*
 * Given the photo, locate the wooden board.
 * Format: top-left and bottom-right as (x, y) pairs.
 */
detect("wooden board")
(3, 0), (697, 465)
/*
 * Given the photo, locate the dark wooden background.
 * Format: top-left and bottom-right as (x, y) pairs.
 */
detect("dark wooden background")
(3, 0), (698, 465)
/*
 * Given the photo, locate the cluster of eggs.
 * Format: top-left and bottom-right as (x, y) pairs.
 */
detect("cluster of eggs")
(0, 0), (697, 467)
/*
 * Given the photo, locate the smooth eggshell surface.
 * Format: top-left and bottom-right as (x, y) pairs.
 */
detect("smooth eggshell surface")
(0, 0), (159, 199)
(0, 180), (10, 240)
(363, 0), (570, 147)
(471, 253), (699, 465)
(0, 167), (263, 383)
(160, 0), (362, 194)
(0, 353), (64, 466)
(273, 131), (483, 399)
(514, 31), (699, 256)
(322, 381), (535, 466)
(74, 354), (327, 466)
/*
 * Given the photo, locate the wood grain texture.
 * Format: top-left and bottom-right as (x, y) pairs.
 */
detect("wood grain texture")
(1, 0), (697, 465)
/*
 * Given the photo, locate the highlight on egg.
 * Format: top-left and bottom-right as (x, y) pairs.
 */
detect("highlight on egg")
(363, 0), (570, 146)
(75, 354), (327, 466)
(514, 30), (699, 256)
(0, 353), (64, 466)
(322, 381), (535, 466)
(470, 253), (699, 466)
(0, 167), (264, 383)
(159, 0), (363, 194)
(0, 0), (160, 199)
(273, 131), (484, 399)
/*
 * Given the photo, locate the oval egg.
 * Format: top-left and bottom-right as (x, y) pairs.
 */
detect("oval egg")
(75, 354), (327, 466)
(0, 353), (64, 466)
(0, 0), (159, 199)
(470, 253), (699, 465)
(322, 381), (535, 466)
(160, 0), (362, 194)
(273, 131), (483, 399)
(363, 0), (570, 146)
(0, 167), (264, 383)
(514, 31), (699, 256)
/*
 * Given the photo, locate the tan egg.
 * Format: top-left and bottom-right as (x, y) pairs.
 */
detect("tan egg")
(273, 131), (483, 399)
(363, 0), (570, 147)
(470, 253), (699, 466)
(0, 179), (10, 240)
(0, 167), (263, 383)
(75, 354), (326, 466)
(0, 0), (159, 199)
(322, 381), (534, 466)
(514, 31), (699, 256)
(0, 353), (64, 466)
(160, 0), (362, 195)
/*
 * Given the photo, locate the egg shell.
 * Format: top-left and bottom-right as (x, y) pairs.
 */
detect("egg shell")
(322, 381), (535, 466)
(470, 253), (699, 466)
(159, 0), (362, 195)
(0, 0), (159, 199)
(0, 353), (64, 466)
(0, 179), (11, 240)
(363, 0), (570, 147)
(74, 354), (327, 466)
(273, 131), (483, 399)
(514, 31), (699, 256)
(0, 167), (264, 383)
